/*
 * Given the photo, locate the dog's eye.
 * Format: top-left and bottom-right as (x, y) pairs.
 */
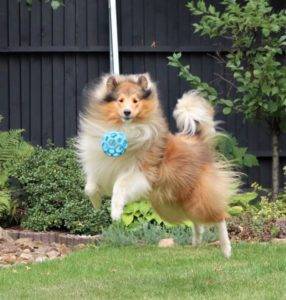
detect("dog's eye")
(118, 98), (124, 103)
(133, 99), (138, 104)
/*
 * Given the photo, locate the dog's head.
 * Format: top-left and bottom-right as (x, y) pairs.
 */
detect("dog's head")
(86, 74), (159, 125)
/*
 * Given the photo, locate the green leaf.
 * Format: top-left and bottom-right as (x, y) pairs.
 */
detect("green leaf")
(223, 107), (232, 115)
(121, 214), (134, 226)
(262, 28), (270, 37)
(228, 206), (243, 216)
(51, 0), (61, 10)
(221, 99), (233, 107)
(208, 4), (215, 14)
(243, 154), (259, 167)
(230, 192), (258, 206)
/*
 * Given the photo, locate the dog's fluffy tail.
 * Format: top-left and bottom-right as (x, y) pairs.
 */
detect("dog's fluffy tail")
(173, 91), (216, 139)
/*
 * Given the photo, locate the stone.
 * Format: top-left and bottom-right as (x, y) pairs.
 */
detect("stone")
(35, 246), (53, 254)
(20, 253), (33, 261)
(2, 254), (17, 264)
(35, 256), (47, 263)
(0, 243), (19, 254)
(158, 238), (175, 248)
(15, 238), (34, 250)
(46, 250), (60, 259)
(57, 244), (70, 255)
(23, 248), (31, 254)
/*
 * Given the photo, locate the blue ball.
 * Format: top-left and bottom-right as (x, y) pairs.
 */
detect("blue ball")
(101, 131), (128, 157)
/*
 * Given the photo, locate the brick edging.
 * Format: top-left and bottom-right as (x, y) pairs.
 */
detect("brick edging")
(4, 229), (102, 246)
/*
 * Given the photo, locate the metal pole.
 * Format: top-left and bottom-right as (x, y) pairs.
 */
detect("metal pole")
(108, 0), (120, 75)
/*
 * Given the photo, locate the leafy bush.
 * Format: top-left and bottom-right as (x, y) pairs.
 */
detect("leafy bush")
(10, 143), (111, 234)
(228, 192), (286, 241)
(229, 191), (258, 216)
(0, 125), (34, 225)
(122, 200), (193, 228)
(215, 134), (258, 168)
(0, 129), (34, 188)
(0, 191), (11, 223)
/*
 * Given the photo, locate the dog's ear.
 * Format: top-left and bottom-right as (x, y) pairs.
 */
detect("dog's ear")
(106, 76), (118, 92)
(137, 75), (149, 90)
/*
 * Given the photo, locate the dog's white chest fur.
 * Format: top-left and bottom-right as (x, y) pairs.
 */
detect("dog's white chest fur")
(78, 121), (158, 194)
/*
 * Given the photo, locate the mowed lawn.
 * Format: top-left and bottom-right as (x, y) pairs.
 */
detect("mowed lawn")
(0, 243), (285, 300)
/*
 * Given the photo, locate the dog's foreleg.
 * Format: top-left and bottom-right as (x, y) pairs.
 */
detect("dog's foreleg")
(111, 170), (151, 221)
(217, 220), (231, 258)
(192, 223), (204, 246)
(84, 172), (102, 209)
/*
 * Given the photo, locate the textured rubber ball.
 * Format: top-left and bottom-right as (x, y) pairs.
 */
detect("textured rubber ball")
(101, 131), (128, 157)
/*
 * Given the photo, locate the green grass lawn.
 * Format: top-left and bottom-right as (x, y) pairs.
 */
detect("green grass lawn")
(0, 243), (285, 300)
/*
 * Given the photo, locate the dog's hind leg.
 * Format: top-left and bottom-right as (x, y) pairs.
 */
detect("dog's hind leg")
(111, 169), (151, 221)
(217, 220), (231, 258)
(192, 223), (204, 246)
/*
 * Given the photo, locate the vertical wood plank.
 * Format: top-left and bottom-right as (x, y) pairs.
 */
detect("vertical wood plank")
(52, 1), (64, 46)
(132, 0), (144, 46)
(75, 0), (87, 47)
(64, 54), (77, 140)
(155, 0), (167, 46)
(20, 56), (31, 140)
(120, 0), (132, 47)
(0, 55), (9, 130)
(52, 55), (64, 145)
(0, 0), (8, 48)
(144, 0), (155, 46)
(19, 0), (30, 47)
(9, 57), (21, 129)
(30, 1), (41, 47)
(65, 0), (76, 46)
(76, 54), (88, 124)
(42, 55), (53, 145)
(8, 0), (20, 47)
(97, 0), (108, 46)
(87, 0), (98, 46)
(30, 55), (42, 144)
(42, 0), (52, 47)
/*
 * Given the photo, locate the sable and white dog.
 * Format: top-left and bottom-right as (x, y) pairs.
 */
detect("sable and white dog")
(77, 73), (238, 257)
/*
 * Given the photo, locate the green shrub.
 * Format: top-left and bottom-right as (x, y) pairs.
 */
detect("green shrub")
(0, 129), (34, 188)
(10, 143), (111, 234)
(215, 134), (258, 168)
(0, 125), (34, 225)
(122, 200), (193, 228)
(228, 191), (258, 216)
(228, 193), (286, 241)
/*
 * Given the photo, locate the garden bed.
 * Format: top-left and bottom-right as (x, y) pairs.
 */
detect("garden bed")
(0, 227), (102, 267)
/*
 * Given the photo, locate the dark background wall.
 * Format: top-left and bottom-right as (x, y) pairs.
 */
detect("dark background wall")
(0, 0), (285, 187)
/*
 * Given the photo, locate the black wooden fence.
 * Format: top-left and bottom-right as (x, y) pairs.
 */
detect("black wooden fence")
(0, 0), (285, 187)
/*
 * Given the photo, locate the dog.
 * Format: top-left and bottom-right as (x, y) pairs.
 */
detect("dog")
(77, 73), (239, 258)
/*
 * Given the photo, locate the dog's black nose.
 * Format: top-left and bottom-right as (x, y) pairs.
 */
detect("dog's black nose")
(124, 109), (131, 116)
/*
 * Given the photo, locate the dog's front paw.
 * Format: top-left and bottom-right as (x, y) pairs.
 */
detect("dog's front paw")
(111, 203), (124, 221)
(221, 243), (232, 259)
(84, 183), (98, 198)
